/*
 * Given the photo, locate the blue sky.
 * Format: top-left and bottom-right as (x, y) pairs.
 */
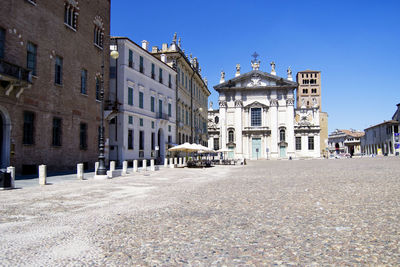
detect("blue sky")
(111, 0), (400, 133)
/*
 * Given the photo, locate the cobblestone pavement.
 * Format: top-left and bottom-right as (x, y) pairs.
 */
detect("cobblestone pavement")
(1, 157), (399, 266)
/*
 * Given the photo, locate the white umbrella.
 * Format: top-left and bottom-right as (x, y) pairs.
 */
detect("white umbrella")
(168, 142), (199, 152)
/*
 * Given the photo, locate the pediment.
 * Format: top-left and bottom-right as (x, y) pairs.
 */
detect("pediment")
(244, 101), (268, 109)
(214, 70), (297, 90)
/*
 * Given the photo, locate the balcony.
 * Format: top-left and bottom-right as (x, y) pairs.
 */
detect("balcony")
(157, 112), (169, 120)
(0, 58), (32, 84)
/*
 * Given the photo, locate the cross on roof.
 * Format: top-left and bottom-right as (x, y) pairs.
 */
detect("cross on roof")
(251, 52), (259, 61)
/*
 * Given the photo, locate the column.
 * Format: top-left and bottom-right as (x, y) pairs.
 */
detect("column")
(286, 98), (295, 157)
(270, 98), (279, 158)
(234, 94), (243, 158)
(219, 95), (227, 150)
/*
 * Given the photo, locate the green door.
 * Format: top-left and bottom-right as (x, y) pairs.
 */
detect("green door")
(252, 138), (261, 159)
(280, 145), (286, 158)
(228, 146), (234, 159)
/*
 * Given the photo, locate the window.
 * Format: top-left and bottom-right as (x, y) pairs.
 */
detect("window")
(128, 129), (133, 149)
(139, 91), (144, 108)
(64, 2), (78, 30)
(139, 56), (144, 73)
(151, 132), (155, 150)
(95, 77), (100, 100)
(168, 125), (171, 132)
(23, 111), (35, 145)
(151, 63), (155, 79)
(80, 69), (87, 94)
(213, 138), (219, 150)
(185, 110), (188, 125)
(151, 121), (154, 129)
(308, 136), (314, 150)
(311, 88), (317, 94)
(280, 129), (285, 142)
(215, 116), (219, 124)
(128, 87), (133, 105)
(55, 56), (63, 85)
(302, 80), (309, 84)
(185, 75), (187, 89)
(128, 49), (133, 68)
(168, 135), (172, 144)
(296, 137), (301, 150)
(150, 96), (155, 112)
(159, 99), (163, 117)
(168, 74), (172, 88)
(139, 118), (143, 126)
(251, 108), (261, 126)
(52, 117), (62, 146)
(93, 26), (103, 48)
(128, 115), (133, 124)
(182, 109), (185, 123)
(0, 27), (4, 59)
(177, 106), (180, 122)
(168, 103), (172, 117)
(27, 42), (37, 75)
(228, 130), (234, 143)
(302, 89), (308, 94)
(181, 71), (184, 85)
(159, 68), (163, 83)
(177, 68), (180, 82)
(80, 123), (87, 150)
(139, 131), (144, 150)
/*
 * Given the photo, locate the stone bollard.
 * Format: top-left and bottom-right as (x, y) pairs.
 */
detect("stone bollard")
(143, 159), (147, 171)
(6, 166), (15, 188)
(183, 157), (186, 166)
(122, 160), (128, 175)
(179, 157), (182, 166)
(174, 157), (178, 165)
(95, 162), (99, 174)
(150, 159), (155, 171)
(110, 161), (115, 171)
(133, 160), (138, 172)
(77, 163), (84, 180)
(164, 158), (168, 168)
(39, 165), (47, 185)
(169, 157), (174, 168)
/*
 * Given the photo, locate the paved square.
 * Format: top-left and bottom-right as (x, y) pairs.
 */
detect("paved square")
(1, 157), (399, 265)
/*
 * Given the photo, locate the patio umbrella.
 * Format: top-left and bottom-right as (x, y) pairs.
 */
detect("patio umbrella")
(168, 142), (199, 153)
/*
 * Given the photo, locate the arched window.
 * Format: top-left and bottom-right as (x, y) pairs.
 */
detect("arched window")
(280, 129), (285, 142)
(215, 116), (219, 124)
(93, 16), (104, 48)
(64, 1), (79, 30)
(228, 130), (234, 143)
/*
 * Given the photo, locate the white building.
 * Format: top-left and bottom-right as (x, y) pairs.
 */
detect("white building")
(208, 59), (320, 160)
(361, 103), (400, 156)
(328, 129), (364, 156)
(107, 37), (176, 165)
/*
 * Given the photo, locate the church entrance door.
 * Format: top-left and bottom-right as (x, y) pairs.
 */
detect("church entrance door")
(252, 138), (261, 159)
(280, 145), (286, 158)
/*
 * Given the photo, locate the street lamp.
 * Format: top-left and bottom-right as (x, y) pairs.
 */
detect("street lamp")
(94, 43), (119, 179)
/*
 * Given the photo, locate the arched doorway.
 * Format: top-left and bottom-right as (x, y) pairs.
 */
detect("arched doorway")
(335, 143), (340, 154)
(0, 106), (11, 169)
(157, 128), (165, 164)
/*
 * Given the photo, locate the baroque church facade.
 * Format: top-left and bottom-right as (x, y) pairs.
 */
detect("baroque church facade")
(208, 58), (320, 160)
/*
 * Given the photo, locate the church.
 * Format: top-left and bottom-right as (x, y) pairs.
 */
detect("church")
(208, 57), (321, 159)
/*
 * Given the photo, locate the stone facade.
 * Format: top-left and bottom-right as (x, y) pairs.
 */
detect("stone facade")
(107, 37), (176, 165)
(361, 104), (400, 156)
(151, 34), (210, 146)
(209, 60), (321, 160)
(0, 0), (110, 174)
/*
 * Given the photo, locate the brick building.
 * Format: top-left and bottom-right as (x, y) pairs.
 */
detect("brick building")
(0, 0), (110, 174)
